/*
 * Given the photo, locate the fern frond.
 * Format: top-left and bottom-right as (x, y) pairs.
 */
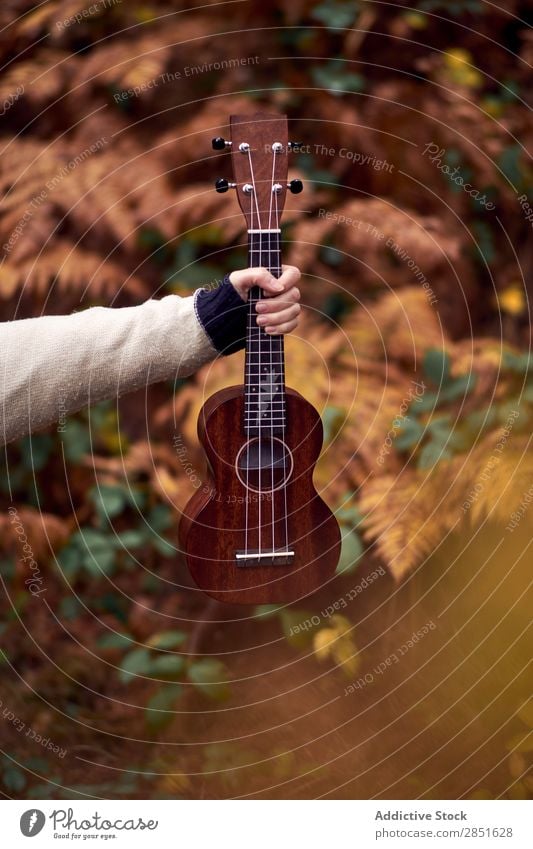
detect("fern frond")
(360, 434), (533, 581)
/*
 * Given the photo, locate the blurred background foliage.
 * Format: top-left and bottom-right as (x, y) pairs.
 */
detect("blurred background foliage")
(0, 0), (531, 800)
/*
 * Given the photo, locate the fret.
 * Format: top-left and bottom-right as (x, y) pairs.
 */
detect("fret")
(247, 390), (285, 395)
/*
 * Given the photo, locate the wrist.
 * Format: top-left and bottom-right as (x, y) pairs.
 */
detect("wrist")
(194, 275), (248, 355)
(227, 270), (248, 301)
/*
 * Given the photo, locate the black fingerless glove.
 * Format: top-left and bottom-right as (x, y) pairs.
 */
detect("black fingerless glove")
(194, 274), (248, 356)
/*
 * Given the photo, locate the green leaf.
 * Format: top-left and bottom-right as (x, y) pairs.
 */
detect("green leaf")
(426, 415), (452, 437)
(90, 484), (127, 522)
(416, 374), (475, 412)
(0, 558), (16, 580)
(97, 632), (133, 650)
(148, 504), (173, 532)
(438, 373), (476, 403)
(120, 487), (147, 511)
(145, 684), (184, 730)
(417, 441), (453, 469)
(320, 244), (344, 267)
(411, 391), (438, 413)
(322, 405), (344, 444)
(149, 654), (185, 681)
(335, 496), (364, 527)
(116, 529), (147, 549)
(59, 596), (82, 620)
(394, 418), (425, 451)
(502, 351), (532, 374)
(59, 419), (91, 462)
(423, 348), (451, 385)
(138, 227), (166, 253)
(297, 153), (334, 184)
(21, 757), (49, 773)
(336, 530), (364, 574)
(472, 220), (495, 266)
(57, 544), (81, 579)
(70, 528), (118, 576)
(73, 527), (111, 551)
(119, 648), (152, 683)
(147, 630), (187, 650)
(498, 144), (523, 188)
(19, 434), (53, 471)
(2, 765), (26, 791)
(84, 546), (116, 577)
(312, 61), (365, 96)
(311, 1), (359, 29)
(188, 659), (230, 700)
(466, 406), (498, 432)
(425, 416), (469, 452)
(152, 536), (175, 557)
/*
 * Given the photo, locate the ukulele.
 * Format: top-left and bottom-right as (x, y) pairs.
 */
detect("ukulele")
(179, 112), (341, 604)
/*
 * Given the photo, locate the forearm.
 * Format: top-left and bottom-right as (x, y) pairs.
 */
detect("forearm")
(0, 293), (216, 447)
(0, 265), (301, 448)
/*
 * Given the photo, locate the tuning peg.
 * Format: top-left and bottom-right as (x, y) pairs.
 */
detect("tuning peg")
(288, 141), (303, 150)
(212, 137), (232, 150)
(287, 179), (303, 194)
(215, 178), (235, 193)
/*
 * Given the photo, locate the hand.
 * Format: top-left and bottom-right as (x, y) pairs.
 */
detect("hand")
(228, 265), (301, 335)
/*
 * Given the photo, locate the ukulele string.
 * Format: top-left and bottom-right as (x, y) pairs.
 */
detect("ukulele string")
(267, 147), (277, 553)
(244, 178), (256, 559)
(246, 146), (263, 559)
(243, 185), (251, 559)
(272, 182), (289, 554)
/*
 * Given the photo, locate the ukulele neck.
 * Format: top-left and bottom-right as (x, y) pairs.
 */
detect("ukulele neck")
(244, 229), (286, 437)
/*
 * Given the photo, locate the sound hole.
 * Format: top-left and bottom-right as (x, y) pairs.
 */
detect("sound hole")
(236, 437), (293, 493)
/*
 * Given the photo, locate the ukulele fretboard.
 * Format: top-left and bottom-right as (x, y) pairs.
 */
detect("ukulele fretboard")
(244, 229), (286, 436)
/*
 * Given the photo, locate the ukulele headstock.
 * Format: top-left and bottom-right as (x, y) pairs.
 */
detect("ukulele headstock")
(212, 112), (303, 231)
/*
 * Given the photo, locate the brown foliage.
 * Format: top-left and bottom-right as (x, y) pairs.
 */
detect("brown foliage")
(0, 0), (531, 801)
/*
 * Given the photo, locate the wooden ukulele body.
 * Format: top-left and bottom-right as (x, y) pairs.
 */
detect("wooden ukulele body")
(180, 385), (341, 604)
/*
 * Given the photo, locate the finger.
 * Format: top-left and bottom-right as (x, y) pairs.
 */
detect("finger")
(259, 265), (301, 297)
(256, 287), (300, 313)
(275, 265), (301, 292)
(250, 267), (284, 294)
(265, 318), (299, 335)
(228, 267), (283, 298)
(256, 304), (300, 327)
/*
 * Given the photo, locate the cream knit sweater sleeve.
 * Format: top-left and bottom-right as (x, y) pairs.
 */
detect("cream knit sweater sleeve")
(0, 293), (217, 447)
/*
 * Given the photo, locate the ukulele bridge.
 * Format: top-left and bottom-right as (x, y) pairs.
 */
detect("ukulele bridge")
(235, 549), (295, 567)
